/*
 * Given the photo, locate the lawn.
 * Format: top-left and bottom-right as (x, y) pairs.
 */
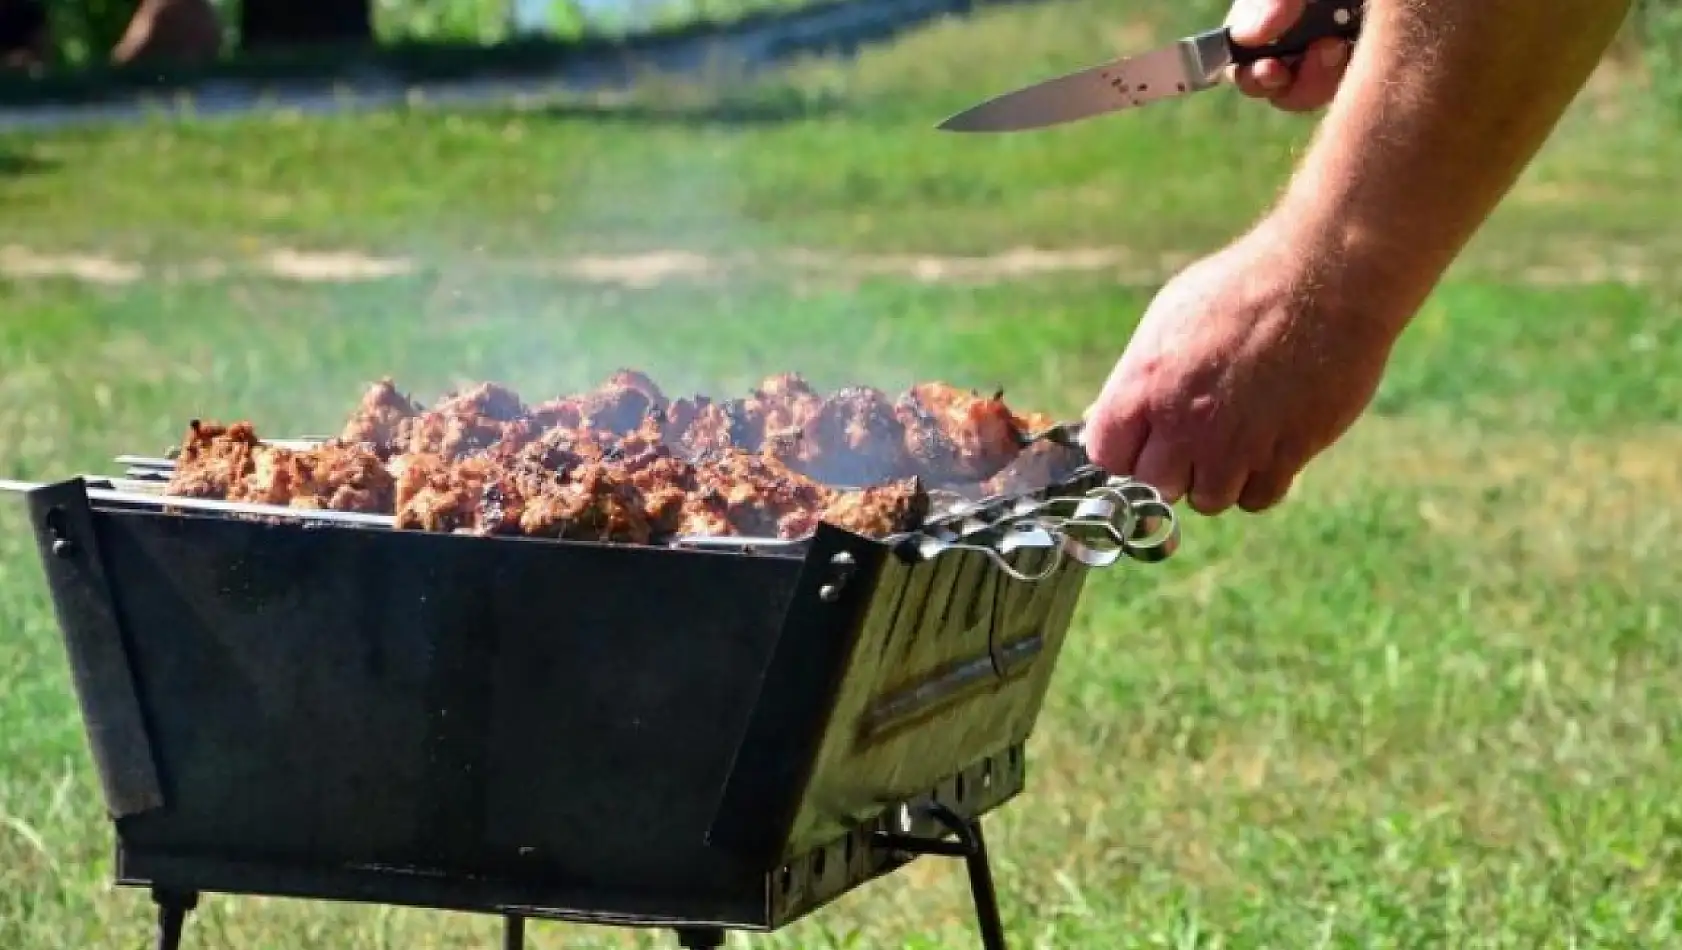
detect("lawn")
(2, 1), (1681, 947)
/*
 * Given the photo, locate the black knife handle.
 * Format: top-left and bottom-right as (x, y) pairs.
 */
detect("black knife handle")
(1229, 0), (1365, 66)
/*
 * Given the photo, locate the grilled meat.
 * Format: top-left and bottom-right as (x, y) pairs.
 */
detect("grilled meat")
(780, 386), (914, 487)
(167, 420), (263, 499)
(168, 419), (393, 513)
(339, 378), (421, 449)
(821, 479), (931, 538)
(896, 382), (1030, 484)
(234, 441), (395, 513)
(164, 369), (1076, 544)
(977, 441), (1086, 499)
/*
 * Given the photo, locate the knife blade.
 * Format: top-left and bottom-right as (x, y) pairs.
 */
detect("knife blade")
(938, 0), (1364, 133)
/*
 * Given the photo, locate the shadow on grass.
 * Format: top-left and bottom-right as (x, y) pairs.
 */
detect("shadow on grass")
(0, 148), (52, 176)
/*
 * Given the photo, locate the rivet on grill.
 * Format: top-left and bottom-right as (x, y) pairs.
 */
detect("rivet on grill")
(819, 551), (857, 602)
(45, 508), (75, 558)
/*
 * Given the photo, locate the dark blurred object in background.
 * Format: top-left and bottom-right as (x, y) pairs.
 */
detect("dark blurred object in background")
(111, 0), (223, 65)
(241, 0), (372, 52)
(0, 0), (48, 70)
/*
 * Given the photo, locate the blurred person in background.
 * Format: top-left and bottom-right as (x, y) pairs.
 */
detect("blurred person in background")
(1081, 0), (1632, 516)
(0, 0), (222, 69)
(0, 0), (47, 68)
(112, 0), (224, 65)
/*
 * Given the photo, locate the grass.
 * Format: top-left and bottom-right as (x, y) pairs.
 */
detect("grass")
(2, 0), (1682, 946)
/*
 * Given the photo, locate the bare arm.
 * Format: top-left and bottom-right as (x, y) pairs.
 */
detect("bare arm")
(1084, 0), (1632, 514)
(1267, 0), (1632, 336)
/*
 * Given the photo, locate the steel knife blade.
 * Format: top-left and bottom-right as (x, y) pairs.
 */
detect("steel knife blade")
(938, 0), (1364, 133)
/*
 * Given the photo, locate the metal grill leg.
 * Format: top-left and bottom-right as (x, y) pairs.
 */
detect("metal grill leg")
(152, 889), (199, 950)
(872, 803), (1009, 950)
(503, 914), (525, 950)
(675, 926), (725, 948)
(959, 819), (1006, 950)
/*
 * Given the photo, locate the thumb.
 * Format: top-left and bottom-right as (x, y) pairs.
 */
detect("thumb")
(1225, 0), (1307, 46)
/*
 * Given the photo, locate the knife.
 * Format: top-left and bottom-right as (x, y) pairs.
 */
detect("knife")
(938, 0), (1365, 133)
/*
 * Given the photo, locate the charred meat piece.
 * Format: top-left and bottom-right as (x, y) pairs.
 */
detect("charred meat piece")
(979, 441), (1086, 498)
(579, 374), (665, 436)
(666, 396), (760, 457)
(677, 486), (736, 537)
(744, 373), (823, 443)
(602, 369), (669, 414)
(339, 378), (421, 450)
(517, 464), (653, 543)
(165, 369), (1068, 544)
(896, 383), (1028, 484)
(529, 395), (584, 432)
(393, 453), (493, 534)
(434, 381), (527, 423)
(778, 386), (913, 487)
(166, 419), (263, 499)
(691, 448), (836, 537)
(397, 410), (516, 461)
(393, 381), (530, 460)
(233, 441), (396, 513)
(820, 477), (930, 538)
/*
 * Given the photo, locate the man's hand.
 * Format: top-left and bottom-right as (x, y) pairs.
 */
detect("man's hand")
(1083, 0), (1628, 516)
(1226, 0), (1352, 112)
(1081, 220), (1402, 515)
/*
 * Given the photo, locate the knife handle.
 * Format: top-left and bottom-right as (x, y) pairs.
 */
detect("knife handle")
(1228, 0), (1365, 66)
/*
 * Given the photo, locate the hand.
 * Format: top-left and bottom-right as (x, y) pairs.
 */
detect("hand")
(1081, 222), (1402, 515)
(1226, 0), (1352, 113)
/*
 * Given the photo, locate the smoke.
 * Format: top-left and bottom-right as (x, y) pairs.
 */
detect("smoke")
(341, 100), (944, 419)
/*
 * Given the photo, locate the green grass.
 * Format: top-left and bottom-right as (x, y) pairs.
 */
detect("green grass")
(2, 0), (1682, 947)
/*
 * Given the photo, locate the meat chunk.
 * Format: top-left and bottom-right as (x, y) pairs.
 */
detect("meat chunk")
(393, 452), (489, 533)
(166, 419), (263, 499)
(165, 370), (1071, 545)
(977, 442), (1086, 498)
(233, 441), (395, 513)
(896, 383), (1029, 484)
(782, 386), (914, 486)
(338, 378), (420, 450)
(821, 478), (930, 538)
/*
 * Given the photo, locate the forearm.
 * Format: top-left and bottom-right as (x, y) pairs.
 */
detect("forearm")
(1270, 0), (1631, 334)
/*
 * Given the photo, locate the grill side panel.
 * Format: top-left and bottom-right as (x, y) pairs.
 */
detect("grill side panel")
(773, 544), (1093, 863)
(52, 499), (814, 921)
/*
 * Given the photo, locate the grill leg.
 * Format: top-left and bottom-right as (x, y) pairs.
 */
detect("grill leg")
(503, 914), (525, 950)
(674, 926), (725, 948)
(872, 803), (1009, 950)
(960, 819), (1006, 950)
(152, 889), (199, 950)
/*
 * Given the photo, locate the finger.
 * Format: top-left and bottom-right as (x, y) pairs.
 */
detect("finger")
(1187, 460), (1248, 516)
(1229, 59), (1293, 98)
(1131, 433), (1191, 505)
(1237, 467), (1297, 512)
(1269, 39), (1350, 113)
(1081, 405), (1149, 477)
(1225, 0), (1308, 47)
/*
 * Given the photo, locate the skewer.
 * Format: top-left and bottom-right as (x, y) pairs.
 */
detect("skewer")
(117, 437), (328, 472)
(0, 478), (826, 548)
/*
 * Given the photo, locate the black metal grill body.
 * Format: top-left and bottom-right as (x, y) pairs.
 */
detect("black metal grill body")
(19, 471), (1107, 933)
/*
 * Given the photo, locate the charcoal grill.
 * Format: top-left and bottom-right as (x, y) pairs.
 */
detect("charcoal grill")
(0, 436), (1180, 950)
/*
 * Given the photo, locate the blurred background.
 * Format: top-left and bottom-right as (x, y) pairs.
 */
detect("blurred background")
(0, 1), (1679, 948)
